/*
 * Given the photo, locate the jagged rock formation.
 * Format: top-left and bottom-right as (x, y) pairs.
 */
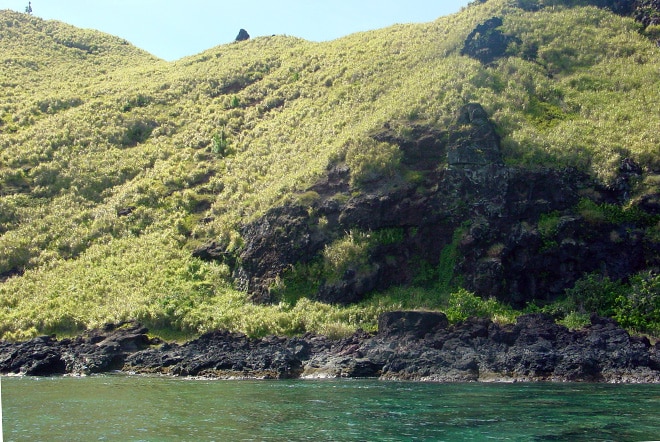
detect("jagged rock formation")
(635, 0), (660, 26)
(235, 29), (250, 42)
(447, 103), (504, 167)
(461, 17), (520, 64)
(0, 322), (155, 376)
(197, 103), (659, 307)
(2, 314), (659, 382)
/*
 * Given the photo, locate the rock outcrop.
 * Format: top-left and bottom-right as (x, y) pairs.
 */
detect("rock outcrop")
(0, 322), (154, 376)
(461, 17), (520, 64)
(196, 103), (659, 307)
(235, 29), (250, 42)
(1, 314), (659, 382)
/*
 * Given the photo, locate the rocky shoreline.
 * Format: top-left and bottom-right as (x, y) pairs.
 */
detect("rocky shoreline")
(1, 312), (658, 382)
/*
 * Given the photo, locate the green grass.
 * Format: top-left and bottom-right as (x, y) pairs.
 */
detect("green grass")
(0, 0), (659, 339)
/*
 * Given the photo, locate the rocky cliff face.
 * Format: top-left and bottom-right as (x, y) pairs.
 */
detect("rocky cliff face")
(195, 103), (658, 307)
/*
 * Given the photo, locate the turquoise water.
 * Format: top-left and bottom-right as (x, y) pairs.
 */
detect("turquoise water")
(2, 376), (659, 441)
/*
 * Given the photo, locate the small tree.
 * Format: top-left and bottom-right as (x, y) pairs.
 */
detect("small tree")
(211, 128), (229, 156)
(25, 2), (32, 14)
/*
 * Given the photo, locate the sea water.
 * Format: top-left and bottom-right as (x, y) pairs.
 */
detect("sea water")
(2, 375), (659, 441)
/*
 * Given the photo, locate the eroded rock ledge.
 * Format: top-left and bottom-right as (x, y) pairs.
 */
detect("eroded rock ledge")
(1, 313), (659, 382)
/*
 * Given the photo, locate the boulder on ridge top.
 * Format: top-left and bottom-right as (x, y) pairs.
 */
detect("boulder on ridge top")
(235, 29), (250, 42)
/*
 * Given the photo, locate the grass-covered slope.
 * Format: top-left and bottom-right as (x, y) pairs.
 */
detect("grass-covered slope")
(0, 0), (658, 340)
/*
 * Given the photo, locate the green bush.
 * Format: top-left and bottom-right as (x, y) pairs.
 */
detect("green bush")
(541, 271), (660, 335)
(537, 211), (562, 238)
(564, 272), (626, 316)
(445, 288), (517, 323)
(558, 311), (591, 329)
(322, 231), (371, 282)
(122, 121), (155, 146)
(436, 225), (469, 294)
(211, 129), (230, 156)
(577, 199), (657, 226)
(614, 272), (660, 334)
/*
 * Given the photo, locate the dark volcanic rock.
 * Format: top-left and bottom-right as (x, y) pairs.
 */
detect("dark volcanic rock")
(461, 17), (520, 64)
(233, 103), (520, 304)
(447, 102), (504, 168)
(1, 314), (659, 382)
(234, 204), (329, 303)
(378, 311), (449, 339)
(235, 29), (250, 42)
(62, 322), (153, 374)
(0, 322), (154, 376)
(0, 335), (66, 376)
(192, 240), (237, 268)
(124, 330), (303, 379)
(634, 0), (660, 28)
(372, 123), (447, 170)
(364, 313), (660, 382)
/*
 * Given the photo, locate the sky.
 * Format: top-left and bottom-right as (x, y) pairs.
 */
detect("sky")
(3, 1), (473, 60)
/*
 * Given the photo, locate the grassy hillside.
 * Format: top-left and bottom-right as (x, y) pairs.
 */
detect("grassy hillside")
(0, 0), (658, 340)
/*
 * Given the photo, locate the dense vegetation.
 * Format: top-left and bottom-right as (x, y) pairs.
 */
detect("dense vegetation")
(0, 0), (658, 340)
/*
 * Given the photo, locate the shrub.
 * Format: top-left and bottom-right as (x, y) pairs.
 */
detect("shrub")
(323, 230), (371, 282)
(565, 272), (627, 316)
(614, 271), (660, 334)
(445, 288), (517, 323)
(577, 199), (657, 226)
(122, 121), (155, 146)
(530, 270), (660, 335)
(211, 129), (230, 156)
(558, 311), (591, 329)
(538, 211), (563, 237)
(436, 225), (467, 294)
(294, 190), (320, 207)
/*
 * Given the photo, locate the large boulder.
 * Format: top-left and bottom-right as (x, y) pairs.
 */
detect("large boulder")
(0, 335), (66, 375)
(235, 29), (250, 42)
(125, 329), (305, 379)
